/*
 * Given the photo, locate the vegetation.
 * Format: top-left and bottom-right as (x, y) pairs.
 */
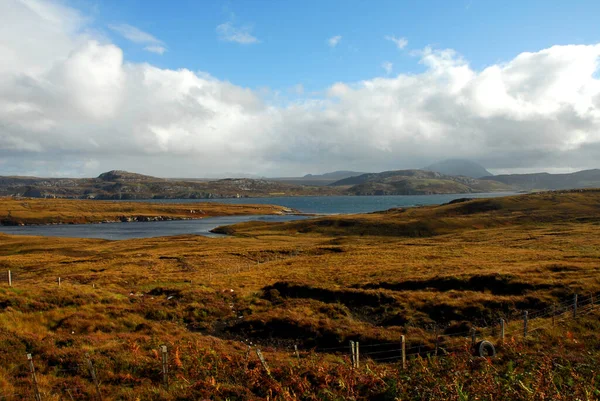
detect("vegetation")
(1, 190), (600, 399)
(0, 198), (293, 225)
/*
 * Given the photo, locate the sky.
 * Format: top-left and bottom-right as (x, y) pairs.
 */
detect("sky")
(1, 0), (600, 178)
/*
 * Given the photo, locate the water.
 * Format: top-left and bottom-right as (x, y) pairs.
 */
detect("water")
(0, 215), (309, 240)
(134, 192), (516, 214)
(0, 192), (516, 240)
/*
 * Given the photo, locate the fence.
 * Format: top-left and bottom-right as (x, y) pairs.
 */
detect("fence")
(0, 289), (597, 400)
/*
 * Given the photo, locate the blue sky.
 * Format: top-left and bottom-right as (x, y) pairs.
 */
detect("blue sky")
(81, 0), (600, 92)
(2, 0), (600, 177)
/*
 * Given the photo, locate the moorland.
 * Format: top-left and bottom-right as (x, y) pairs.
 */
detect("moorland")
(1, 190), (600, 400)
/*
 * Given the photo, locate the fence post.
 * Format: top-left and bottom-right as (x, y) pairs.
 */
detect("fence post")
(294, 345), (300, 360)
(500, 319), (505, 343)
(470, 327), (476, 346)
(255, 348), (271, 376)
(58, 277), (61, 287)
(27, 354), (42, 401)
(161, 345), (168, 390)
(573, 294), (578, 318)
(401, 335), (406, 370)
(523, 311), (528, 338)
(8, 270), (12, 287)
(354, 342), (360, 369)
(349, 340), (355, 368)
(85, 354), (102, 401)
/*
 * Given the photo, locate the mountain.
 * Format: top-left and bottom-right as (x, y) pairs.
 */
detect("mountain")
(480, 169), (600, 190)
(424, 159), (492, 178)
(330, 169), (511, 195)
(0, 171), (342, 199)
(271, 170), (366, 186)
(303, 171), (365, 180)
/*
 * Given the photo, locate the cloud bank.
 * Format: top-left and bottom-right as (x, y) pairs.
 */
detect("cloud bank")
(2, 0), (600, 177)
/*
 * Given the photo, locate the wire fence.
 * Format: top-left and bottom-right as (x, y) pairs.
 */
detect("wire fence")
(0, 283), (598, 399)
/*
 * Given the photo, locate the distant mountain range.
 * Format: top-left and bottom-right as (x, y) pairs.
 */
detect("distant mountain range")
(271, 171), (365, 186)
(2, 164), (600, 199)
(480, 169), (600, 190)
(330, 169), (510, 195)
(424, 159), (493, 178)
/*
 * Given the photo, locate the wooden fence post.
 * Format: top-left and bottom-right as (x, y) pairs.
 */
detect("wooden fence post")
(349, 340), (355, 368)
(470, 327), (476, 346)
(401, 335), (406, 370)
(58, 277), (61, 287)
(255, 348), (271, 376)
(294, 344), (300, 360)
(27, 354), (42, 401)
(523, 311), (528, 338)
(85, 354), (102, 401)
(573, 294), (578, 318)
(354, 342), (360, 369)
(8, 270), (12, 287)
(161, 345), (168, 390)
(500, 319), (505, 343)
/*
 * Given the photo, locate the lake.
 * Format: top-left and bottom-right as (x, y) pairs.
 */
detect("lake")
(0, 192), (516, 240)
(0, 215), (309, 240)
(134, 192), (517, 214)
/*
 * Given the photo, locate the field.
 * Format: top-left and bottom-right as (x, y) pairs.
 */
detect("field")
(1, 191), (600, 400)
(0, 198), (293, 225)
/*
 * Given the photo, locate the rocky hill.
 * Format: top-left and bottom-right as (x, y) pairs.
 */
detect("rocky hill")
(0, 171), (341, 199)
(331, 169), (511, 195)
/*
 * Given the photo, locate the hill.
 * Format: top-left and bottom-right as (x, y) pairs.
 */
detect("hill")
(424, 159), (492, 178)
(481, 169), (600, 190)
(330, 169), (510, 195)
(0, 171), (342, 199)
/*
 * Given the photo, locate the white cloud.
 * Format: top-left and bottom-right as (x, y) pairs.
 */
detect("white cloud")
(382, 61), (393, 74)
(328, 35), (342, 48)
(216, 21), (259, 44)
(144, 45), (167, 55)
(2, 0), (600, 177)
(385, 35), (408, 49)
(109, 23), (167, 55)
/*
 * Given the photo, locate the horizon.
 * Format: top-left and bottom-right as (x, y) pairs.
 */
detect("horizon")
(2, 1), (600, 178)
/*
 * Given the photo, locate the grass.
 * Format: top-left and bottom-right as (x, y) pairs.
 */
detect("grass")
(0, 197), (293, 225)
(0, 190), (600, 399)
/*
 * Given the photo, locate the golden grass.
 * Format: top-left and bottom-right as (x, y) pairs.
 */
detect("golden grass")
(0, 197), (292, 225)
(1, 190), (600, 399)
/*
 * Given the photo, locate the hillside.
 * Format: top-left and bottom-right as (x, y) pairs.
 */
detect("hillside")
(330, 169), (510, 195)
(424, 159), (492, 178)
(481, 168), (600, 190)
(219, 189), (600, 238)
(0, 170), (342, 199)
(1, 191), (600, 399)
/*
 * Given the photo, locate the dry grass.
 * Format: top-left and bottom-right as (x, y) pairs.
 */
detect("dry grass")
(1, 190), (600, 399)
(0, 197), (292, 225)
